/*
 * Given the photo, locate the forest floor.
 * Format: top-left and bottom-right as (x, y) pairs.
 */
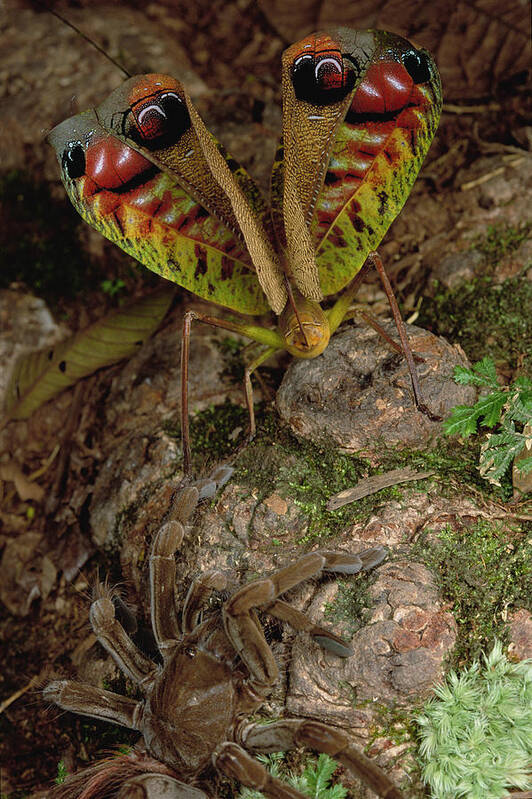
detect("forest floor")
(0, 1), (531, 797)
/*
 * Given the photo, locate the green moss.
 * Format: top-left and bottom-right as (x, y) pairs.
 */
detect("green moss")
(177, 398), (514, 542)
(473, 223), (530, 267)
(418, 273), (532, 373)
(363, 703), (424, 796)
(367, 702), (419, 749)
(417, 641), (532, 798)
(188, 399), (250, 462)
(324, 573), (378, 638)
(235, 413), (379, 543)
(412, 520), (531, 667)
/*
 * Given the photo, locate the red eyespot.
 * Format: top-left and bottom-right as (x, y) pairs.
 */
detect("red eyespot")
(85, 137), (155, 190)
(128, 91), (191, 149)
(349, 62), (415, 117)
(290, 34), (357, 106)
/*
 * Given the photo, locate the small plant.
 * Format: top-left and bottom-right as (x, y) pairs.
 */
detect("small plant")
(100, 277), (126, 297)
(290, 753), (348, 799)
(444, 357), (532, 486)
(55, 760), (68, 785)
(416, 641), (532, 798)
(237, 752), (347, 799)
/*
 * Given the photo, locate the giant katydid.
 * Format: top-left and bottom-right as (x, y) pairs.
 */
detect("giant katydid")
(48, 28), (442, 473)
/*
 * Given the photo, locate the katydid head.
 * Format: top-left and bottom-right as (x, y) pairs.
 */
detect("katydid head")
(278, 289), (330, 358)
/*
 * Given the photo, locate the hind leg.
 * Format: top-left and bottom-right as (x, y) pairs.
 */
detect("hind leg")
(223, 548), (387, 694)
(240, 719), (403, 799)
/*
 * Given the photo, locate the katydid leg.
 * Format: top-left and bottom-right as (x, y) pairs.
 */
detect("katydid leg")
(327, 252), (438, 420)
(368, 251), (440, 420)
(356, 310), (424, 364)
(181, 310), (284, 474)
(243, 345), (277, 443)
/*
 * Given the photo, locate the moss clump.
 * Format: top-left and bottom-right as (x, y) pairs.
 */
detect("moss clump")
(417, 641), (532, 799)
(412, 520), (531, 666)
(235, 412), (391, 543)
(473, 223), (530, 268)
(418, 273), (532, 373)
(181, 399), (513, 541)
(324, 574), (378, 638)
(188, 399), (250, 462)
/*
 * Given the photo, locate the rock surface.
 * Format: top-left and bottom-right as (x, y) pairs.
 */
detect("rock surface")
(509, 609), (532, 661)
(287, 561), (456, 793)
(277, 322), (476, 453)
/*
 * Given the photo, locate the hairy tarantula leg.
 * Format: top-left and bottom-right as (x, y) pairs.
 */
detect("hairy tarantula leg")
(240, 720), (403, 799)
(264, 599), (353, 657)
(44, 680), (143, 729)
(182, 570), (228, 634)
(117, 774), (208, 799)
(214, 742), (307, 799)
(150, 521), (185, 655)
(224, 549), (386, 691)
(171, 484), (200, 524)
(265, 546), (386, 656)
(91, 584), (158, 686)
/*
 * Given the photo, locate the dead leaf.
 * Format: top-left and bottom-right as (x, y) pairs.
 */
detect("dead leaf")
(258, 0), (530, 100)
(3, 286), (175, 421)
(513, 423), (532, 497)
(0, 533), (57, 616)
(327, 467), (434, 510)
(0, 460), (44, 502)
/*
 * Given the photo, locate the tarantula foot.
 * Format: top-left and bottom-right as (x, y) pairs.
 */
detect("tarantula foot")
(311, 630), (353, 657)
(154, 521), (185, 557)
(214, 742), (264, 786)
(358, 546), (388, 570)
(90, 594), (116, 630)
(42, 680), (66, 703)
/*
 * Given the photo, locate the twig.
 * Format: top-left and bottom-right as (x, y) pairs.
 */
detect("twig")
(327, 467), (434, 511)
(0, 672), (43, 715)
(443, 102), (501, 114)
(461, 167), (506, 191)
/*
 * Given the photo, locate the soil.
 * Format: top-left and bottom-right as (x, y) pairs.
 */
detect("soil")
(0, 1), (531, 798)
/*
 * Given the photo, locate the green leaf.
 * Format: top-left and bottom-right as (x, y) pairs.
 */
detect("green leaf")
(506, 386), (532, 425)
(55, 760), (68, 785)
(290, 754), (347, 799)
(515, 454), (532, 475)
(479, 428), (526, 486)
(453, 357), (499, 389)
(474, 391), (507, 428)
(3, 286), (175, 420)
(443, 405), (483, 437)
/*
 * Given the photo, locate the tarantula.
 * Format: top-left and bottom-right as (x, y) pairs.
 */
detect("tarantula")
(45, 486), (403, 799)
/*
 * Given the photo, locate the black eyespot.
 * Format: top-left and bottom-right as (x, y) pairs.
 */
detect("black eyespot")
(62, 142), (86, 179)
(403, 50), (431, 84)
(129, 91), (191, 150)
(291, 51), (356, 106)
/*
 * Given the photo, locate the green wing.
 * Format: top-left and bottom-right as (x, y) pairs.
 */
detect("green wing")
(275, 28), (442, 299)
(48, 75), (282, 315)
